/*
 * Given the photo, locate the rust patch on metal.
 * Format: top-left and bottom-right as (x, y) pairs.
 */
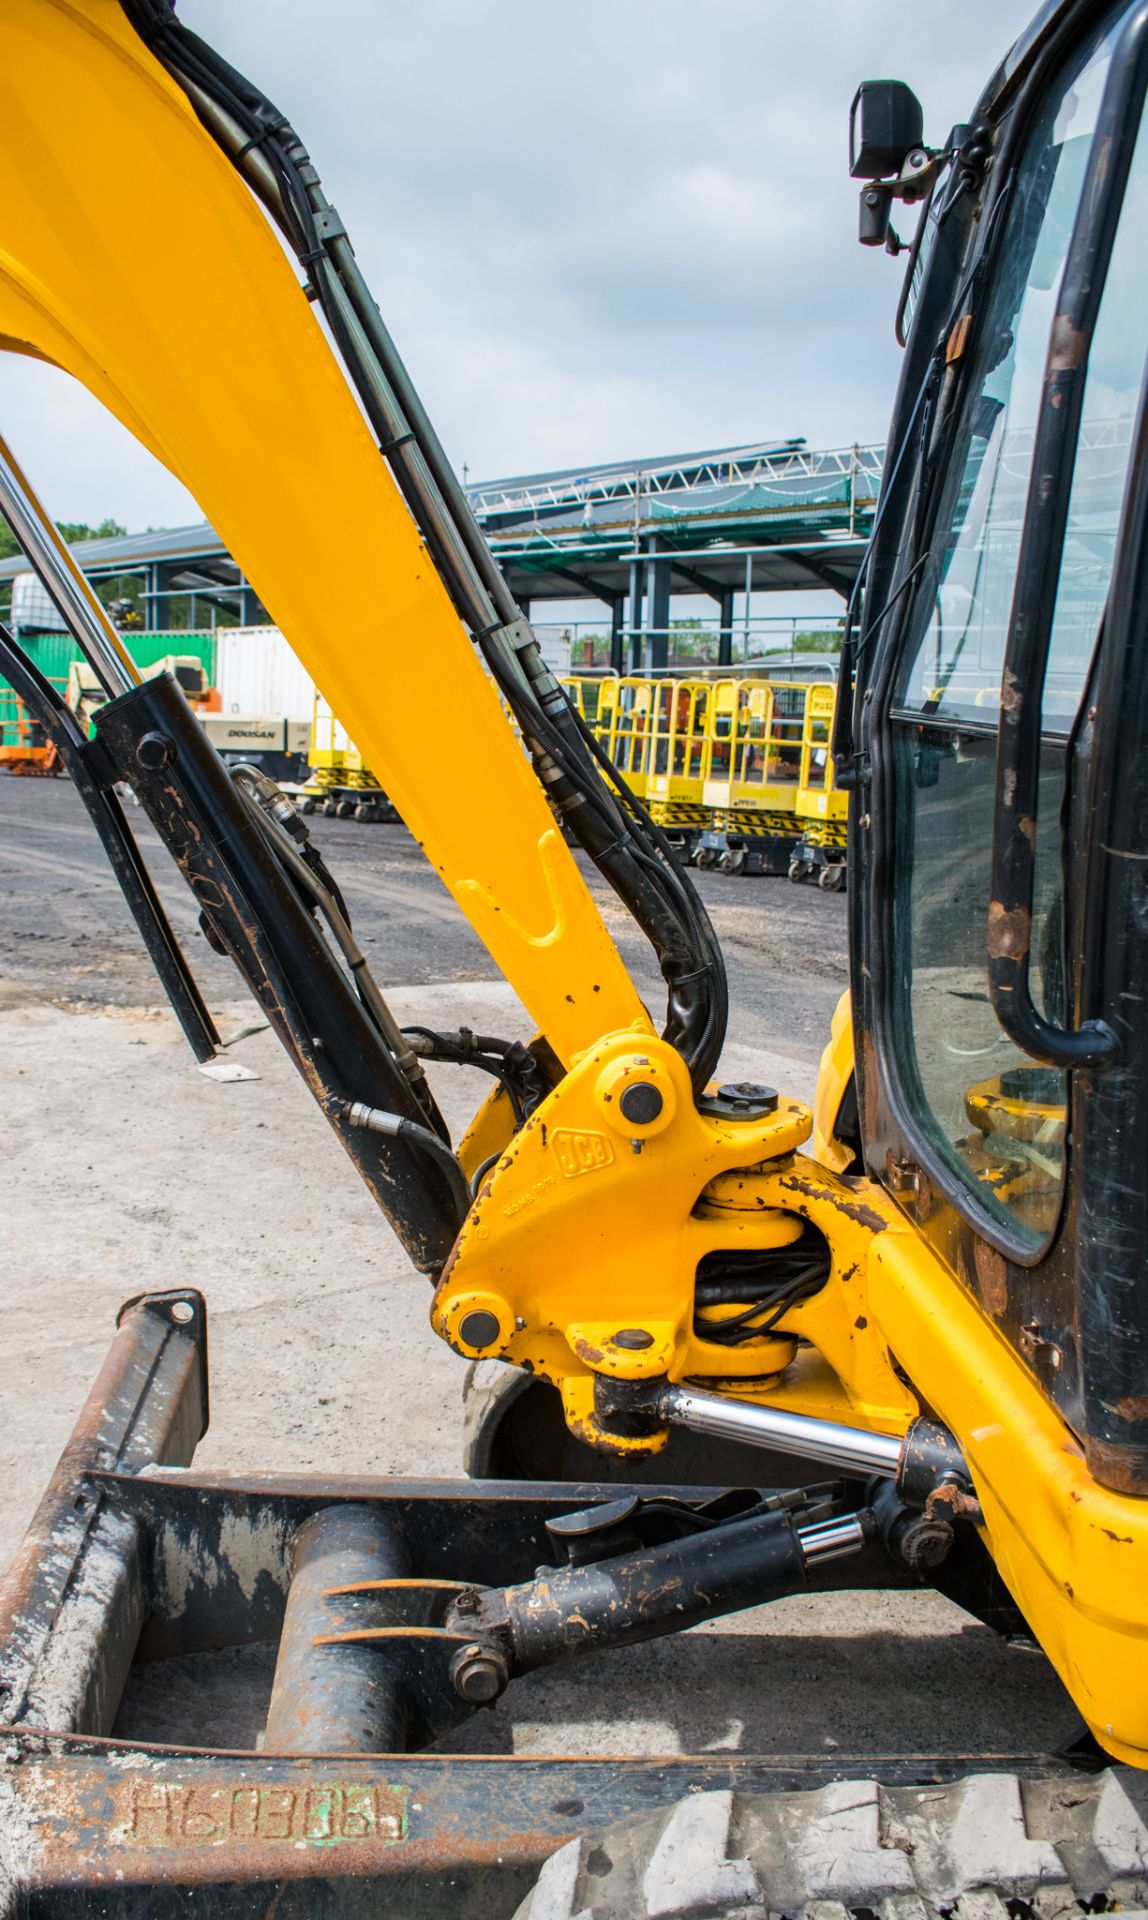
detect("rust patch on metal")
(987, 901), (1031, 962)
(885, 1150), (914, 1193)
(1097, 1527), (1133, 1545)
(1000, 668), (1023, 714)
(1108, 1396), (1148, 1423)
(776, 1172), (886, 1234)
(912, 1167), (933, 1220)
(1083, 1435), (1145, 1493)
(945, 312), (972, 363)
(926, 1481), (982, 1523)
(1048, 311), (1088, 373)
(563, 1404), (660, 1459)
(1018, 815), (1037, 851)
(1019, 1321), (1062, 1371)
(974, 1241), (1009, 1318)
(435, 1230), (466, 1291)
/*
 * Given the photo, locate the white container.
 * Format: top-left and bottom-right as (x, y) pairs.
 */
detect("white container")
(215, 626), (315, 720)
(531, 624), (573, 674)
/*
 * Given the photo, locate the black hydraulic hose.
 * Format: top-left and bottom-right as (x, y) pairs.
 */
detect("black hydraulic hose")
(469, 1151), (503, 1197)
(291, 241), (725, 1073)
(335, 1099), (472, 1225)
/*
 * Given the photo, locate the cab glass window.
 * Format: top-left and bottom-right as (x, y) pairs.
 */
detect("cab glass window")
(890, 6), (1148, 1248)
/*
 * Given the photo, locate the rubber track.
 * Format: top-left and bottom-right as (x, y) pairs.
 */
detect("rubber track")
(513, 1769), (1148, 1920)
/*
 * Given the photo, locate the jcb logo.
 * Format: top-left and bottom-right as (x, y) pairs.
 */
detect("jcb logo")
(551, 1129), (614, 1179)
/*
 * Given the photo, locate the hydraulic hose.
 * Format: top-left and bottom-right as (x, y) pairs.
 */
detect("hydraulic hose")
(336, 1099), (472, 1225)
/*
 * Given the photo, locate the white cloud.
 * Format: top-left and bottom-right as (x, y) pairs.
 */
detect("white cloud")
(0, 0), (1041, 526)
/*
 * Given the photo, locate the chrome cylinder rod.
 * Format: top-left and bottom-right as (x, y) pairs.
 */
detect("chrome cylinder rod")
(0, 435), (139, 697)
(797, 1513), (872, 1565)
(657, 1382), (903, 1478)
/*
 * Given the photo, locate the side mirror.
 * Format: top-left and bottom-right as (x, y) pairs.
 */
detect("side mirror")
(849, 80), (924, 180)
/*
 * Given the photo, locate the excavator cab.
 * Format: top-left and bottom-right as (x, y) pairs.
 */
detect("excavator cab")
(843, 0), (1148, 1493)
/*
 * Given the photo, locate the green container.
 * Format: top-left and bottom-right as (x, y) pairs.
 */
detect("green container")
(0, 630), (217, 744)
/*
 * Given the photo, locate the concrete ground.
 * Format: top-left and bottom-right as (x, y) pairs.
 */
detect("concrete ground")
(0, 775), (1081, 1760)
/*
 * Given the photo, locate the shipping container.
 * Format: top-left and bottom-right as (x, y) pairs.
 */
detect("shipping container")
(215, 626), (315, 720)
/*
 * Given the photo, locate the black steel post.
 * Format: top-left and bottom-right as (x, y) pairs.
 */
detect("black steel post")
(628, 552), (645, 671)
(152, 560), (173, 631)
(609, 597), (626, 672)
(718, 589), (736, 665)
(0, 628), (219, 1061)
(986, 5), (1148, 1073)
(648, 538), (670, 671)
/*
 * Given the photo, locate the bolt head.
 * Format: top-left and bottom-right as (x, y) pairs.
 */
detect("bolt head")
(612, 1328), (654, 1351)
(458, 1309), (501, 1351)
(449, 1642), (508, 1704)
(618, 1081), (664, 1126)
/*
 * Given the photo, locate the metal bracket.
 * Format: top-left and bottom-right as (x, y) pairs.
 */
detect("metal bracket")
(0, 1291), (1074, 1914)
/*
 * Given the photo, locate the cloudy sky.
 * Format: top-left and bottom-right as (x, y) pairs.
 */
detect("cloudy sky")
(0, 0), (1040, 536)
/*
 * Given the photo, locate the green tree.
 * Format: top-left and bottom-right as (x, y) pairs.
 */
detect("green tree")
(668, 617), (718, 665)
(0, 515), (126, 563)
(793, 624), (844, 654)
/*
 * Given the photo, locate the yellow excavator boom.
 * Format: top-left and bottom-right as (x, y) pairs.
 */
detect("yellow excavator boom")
(0, 0), (649, 1066)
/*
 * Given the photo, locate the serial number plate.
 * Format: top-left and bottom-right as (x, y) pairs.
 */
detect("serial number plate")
(108, 1777), (410, 1849)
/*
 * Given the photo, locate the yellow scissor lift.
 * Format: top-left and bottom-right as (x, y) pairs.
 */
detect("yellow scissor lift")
(564, 673), (845, 885)
(789, 680), (847, 891)
(694, 676), (805, 874)
(300, 692), (399, 822)
(643, 679), (711, 854)
(564, 675), (712, 860)
(595, 675), (654, 800)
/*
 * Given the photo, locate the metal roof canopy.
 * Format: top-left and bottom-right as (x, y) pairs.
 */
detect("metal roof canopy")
(0, 436), (883, 621)
(473, 439), (880, 606)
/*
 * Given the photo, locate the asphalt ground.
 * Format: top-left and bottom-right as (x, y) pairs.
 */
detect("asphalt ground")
(0, 774), (847, 1060)
(0, 768), (1081, 1762)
